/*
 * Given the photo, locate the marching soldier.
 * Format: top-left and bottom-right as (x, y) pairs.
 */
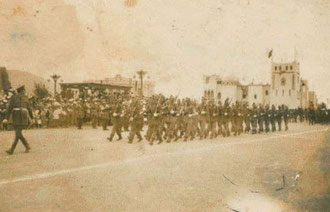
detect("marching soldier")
(257, 104), (265, 133)
(264, 104), (271, 133)
(222, 98), (231, 137)
(107, 103), (123, 142)
(5, 86), (33, 155)
(282, 105), (289, 131)
(243, 103), (251, 133)
(183, 105), (195, 141)
(216, 101), (224, 136)
(207, 101), (217, 139)
(251, 103), (258, 134)
(270, 105), (277, 132)
(231, 102), (239, 136)
(91, 105), (98, 129)
(166, 104), (178, 142)
(128, 103), (143, 143)
(149, 106), (163, 145)
(276, 105), (283, 131)
(236, 102), (244, 135)
(100, 105), (110, 130)
(198, 102), (208, 139)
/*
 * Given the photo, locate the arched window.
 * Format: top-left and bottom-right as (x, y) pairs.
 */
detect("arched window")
(218, 92), (221, 99)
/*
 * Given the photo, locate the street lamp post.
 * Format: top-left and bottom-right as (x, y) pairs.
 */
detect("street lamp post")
(50, 74), (61, 95)
(136, 70), (147, 96)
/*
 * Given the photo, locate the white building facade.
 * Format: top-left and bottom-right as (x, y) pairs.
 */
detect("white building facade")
(203, 60), (315, 108)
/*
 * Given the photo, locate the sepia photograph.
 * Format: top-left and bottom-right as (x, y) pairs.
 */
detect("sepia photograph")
(0, 0), (329, 211)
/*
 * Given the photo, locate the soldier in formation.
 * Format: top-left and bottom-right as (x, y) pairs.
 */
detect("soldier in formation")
(4, 86), (33, 155)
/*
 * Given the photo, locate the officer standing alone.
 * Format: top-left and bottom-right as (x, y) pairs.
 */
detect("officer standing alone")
(5, 86), (33, 155)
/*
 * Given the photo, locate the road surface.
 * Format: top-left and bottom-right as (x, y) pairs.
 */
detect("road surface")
(0, 123), (329, 211)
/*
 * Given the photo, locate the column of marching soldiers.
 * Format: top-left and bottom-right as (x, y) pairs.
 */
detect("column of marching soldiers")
(107, 96), (294, 145)
(1, 90), (329, 145)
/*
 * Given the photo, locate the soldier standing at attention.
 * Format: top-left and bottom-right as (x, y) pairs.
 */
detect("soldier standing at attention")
(5, 86), (33, 155)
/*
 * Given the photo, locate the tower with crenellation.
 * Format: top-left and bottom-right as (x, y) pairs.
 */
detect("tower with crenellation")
(270, 61), (301, 108)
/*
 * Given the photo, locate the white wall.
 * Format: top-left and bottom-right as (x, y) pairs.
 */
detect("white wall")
(247, 85), (264, 106)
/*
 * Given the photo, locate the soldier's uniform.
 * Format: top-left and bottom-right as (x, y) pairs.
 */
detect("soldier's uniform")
(308, 104), (315, 125)
(264, 105), (271, 133)
(107, 103), (122, 141)
(206, 103), (217, 139)
(251, 104), (258, 134)
(198, 104), (208, 139)
(149, 107), (163, 145)
(282, 105), (289, 131)
(121, 105), (130, 132)
(166, 106), (178, 142)
(270, 105), (277, 132)
(243, 104), (251, 133)
(6, 86), (33, 155)
(216, 102), (224, 136)
(257, 105), (265, 133)
(128, 105), (143, 143)
(231, 104), (238, 136)
(183, 106), (195, 141)
(100, 106), (110, 130)
(90, 106), (99, 129)
(276, 106), (282, 131)
(76, 104), (85, 129)
(222, 104), (231, 137)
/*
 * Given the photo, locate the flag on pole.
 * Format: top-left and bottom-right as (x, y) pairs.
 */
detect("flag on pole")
(268, 49), (273, 58)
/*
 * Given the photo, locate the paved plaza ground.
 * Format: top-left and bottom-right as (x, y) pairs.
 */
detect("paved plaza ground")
(0, 123), (329, 212)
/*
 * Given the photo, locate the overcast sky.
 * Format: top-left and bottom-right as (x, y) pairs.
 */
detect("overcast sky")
(0, 0), (329, 101)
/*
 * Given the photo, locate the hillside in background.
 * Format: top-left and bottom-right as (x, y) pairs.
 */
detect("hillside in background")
(7, 70), (53, 96)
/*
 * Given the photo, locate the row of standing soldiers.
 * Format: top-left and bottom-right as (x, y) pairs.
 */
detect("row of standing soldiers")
(102, 97), (291, 145)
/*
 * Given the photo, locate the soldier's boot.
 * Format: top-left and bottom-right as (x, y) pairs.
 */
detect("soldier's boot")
(25, 145), (31, 153)
(191, 134), (195, 141)
(252, 128), (256, 134)
(116, 130), (122, 141)
(174, 135), (179, 142)
(107, 132), (115, 142)
(136, 132), (142, 142)
(157, 139), (163, 144)
(6, 149), (13, 155)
